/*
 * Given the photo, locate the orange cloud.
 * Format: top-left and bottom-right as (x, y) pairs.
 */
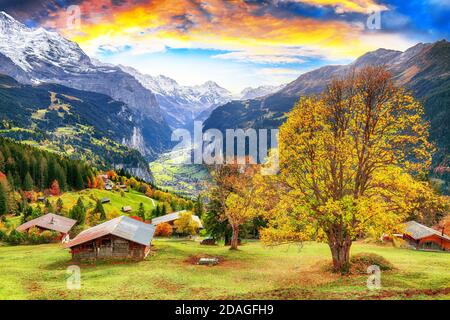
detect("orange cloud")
(43, 0), (403, 62)
(279, 0), (387, 13)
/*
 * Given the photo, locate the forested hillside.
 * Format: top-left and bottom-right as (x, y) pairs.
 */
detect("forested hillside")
(0, 137), (99, 216)
(0, 74), (151, 180)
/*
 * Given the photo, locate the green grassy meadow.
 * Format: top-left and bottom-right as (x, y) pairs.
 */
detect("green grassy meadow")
(0, 240), (448, 300)
(45, 189), (158, 220)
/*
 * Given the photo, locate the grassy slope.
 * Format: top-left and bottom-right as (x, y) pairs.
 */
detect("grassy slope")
(0, 240), (448, 300)
(32, 189), (158, 221)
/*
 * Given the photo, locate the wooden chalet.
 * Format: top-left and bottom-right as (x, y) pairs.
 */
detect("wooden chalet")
(65, 216), (156, 261)
(16, 213), (77, 243)
(394, 221), (450, 251)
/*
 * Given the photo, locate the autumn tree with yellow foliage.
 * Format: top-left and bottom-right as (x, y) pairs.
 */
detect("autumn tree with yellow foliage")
(174, 211), (200, 236)
(208, 159), (259, 250)
(258, 66), (439, 273)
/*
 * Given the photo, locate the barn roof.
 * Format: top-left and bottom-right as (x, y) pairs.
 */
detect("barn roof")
(16, 213), (76, 234)
(404, 221), (450, 241)
(151, 210), (203, 228)
(65, 216), (156, 248)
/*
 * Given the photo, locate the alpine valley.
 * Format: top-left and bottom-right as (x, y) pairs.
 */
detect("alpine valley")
(0, 11), (449, 194)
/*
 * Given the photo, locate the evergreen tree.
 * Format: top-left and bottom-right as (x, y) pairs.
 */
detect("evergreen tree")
(44, 199), (54, 213)
(73, 164), (84, 190)
(22, 206), (33, 223)
(94, 199), (106, 221)
(138, 202), (145, 221)
(0, 179), (15, 215)
(56, 198), (64, 214)
(6, 171), (14, 191)
(54, 163), (67, 191)
(23, 172), (34, 191)
(32, 205), (43, 219)
(0, 183), (7, 216)
(70, 198), (86, 225)
(194, 195), (205, 218)
(0, 151), (5, 172)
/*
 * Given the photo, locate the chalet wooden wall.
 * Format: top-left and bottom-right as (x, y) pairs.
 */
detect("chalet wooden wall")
(70, 235), (148, 261)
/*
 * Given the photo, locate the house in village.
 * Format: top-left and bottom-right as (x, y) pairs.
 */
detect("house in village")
(122, 206), (132, 213)
(393, 221), (450, 251)
(16, 213), (77, 243)
(117, 184), (129, 192)
(65, 216), (156, 261)
(151, 210), (203, 230)
(99, 174), (114, 191)
(101, 198), (111, 204)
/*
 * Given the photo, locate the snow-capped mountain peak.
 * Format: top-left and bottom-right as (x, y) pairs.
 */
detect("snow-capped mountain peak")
(0, 12), (171, 158)
(117, 65), (233, 128)
(0, 11), (92, 74)
(240, 84), (286, 100)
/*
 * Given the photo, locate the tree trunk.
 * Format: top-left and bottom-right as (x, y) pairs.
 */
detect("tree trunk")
(328, 236), (352, 274)
(230, 225), (239, 250)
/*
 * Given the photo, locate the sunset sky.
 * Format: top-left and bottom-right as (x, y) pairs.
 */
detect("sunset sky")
(1, 0), (449, 92)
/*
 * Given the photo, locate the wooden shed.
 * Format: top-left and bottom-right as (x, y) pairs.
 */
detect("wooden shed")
(122, 206), (132, 213)
(16, 213), (76, 243)
(65, 216), (156, 261)
(395, 221), (450, 251)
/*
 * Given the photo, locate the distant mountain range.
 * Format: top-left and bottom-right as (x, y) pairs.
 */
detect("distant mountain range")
(118, 65), (233, 129)
(240, 84), (286, 100)
(204, 40), (450, 191)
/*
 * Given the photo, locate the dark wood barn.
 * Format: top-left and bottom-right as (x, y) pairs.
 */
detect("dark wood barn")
(65, 216), (156, 261)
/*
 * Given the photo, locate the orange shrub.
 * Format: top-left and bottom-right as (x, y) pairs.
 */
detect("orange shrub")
(154, 222), (173, 237)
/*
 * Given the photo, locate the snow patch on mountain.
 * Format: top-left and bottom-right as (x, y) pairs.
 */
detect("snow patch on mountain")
(0, 11), (92, 76)
(240, 84), (286, 100)
(119, 65), (233, 129)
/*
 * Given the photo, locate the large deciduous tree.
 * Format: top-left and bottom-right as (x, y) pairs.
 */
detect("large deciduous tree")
(207, 159), (259, 250)
(262, 66), (436, 273)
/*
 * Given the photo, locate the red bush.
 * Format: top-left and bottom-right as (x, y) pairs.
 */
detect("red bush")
(154, 222), (173, 237)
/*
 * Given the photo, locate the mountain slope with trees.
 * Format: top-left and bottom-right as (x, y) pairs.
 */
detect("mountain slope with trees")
(0, 73), (151, 180)
(204, 41), (450, 192)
